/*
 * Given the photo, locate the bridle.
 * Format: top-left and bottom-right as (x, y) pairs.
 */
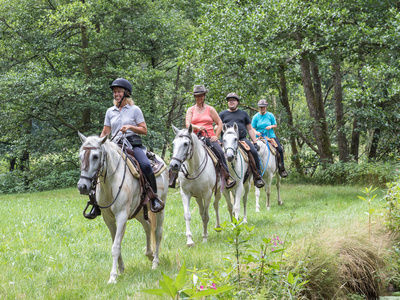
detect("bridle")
(171, 133), (208, 180)
(223, 130), (238, 157)
(80, 141), (128, 212)
(223, 130), (244, 179)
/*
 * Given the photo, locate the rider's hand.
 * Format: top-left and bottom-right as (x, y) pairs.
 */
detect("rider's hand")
(120, 125), (130, 133)
(210, 136), (218, 142)
(253, 142), (260, 151)
(266, 126), (271, 130)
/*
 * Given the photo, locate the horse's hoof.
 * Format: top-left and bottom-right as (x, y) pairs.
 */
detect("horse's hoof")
(267, 206), (270, 211)
(243, 218), (247, 223)
(187, 241), (195, 247)
(256, 207), (260, 212)
(152, 259), (159, 269)
(146, 252), (154, 261)
(202, 238), (208, 243)
(278, 202), (283, 206)
(108, 275), (117, 284)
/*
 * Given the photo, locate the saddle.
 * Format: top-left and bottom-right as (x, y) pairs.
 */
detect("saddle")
(116, 147), (166, 179)
(259, 137), (277, 156)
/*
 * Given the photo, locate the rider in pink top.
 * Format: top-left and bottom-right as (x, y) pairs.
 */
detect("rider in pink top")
(185, 85), (236, 189)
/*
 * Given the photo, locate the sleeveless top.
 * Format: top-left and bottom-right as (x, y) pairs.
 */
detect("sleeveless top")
(191, 105), (216, 137)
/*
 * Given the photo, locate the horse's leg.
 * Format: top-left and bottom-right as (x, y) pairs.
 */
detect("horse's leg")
(213, 190), (222, 229)
(223, 190), (234, 221)
(152, 210), (165, 269)
(266, 173), (273, 211)
(181, 190), (194, 247)
(196, 196), (209, 243)
(276, 172), (282, 205)
(255, 186), (261, 212)
(136, 213), (154, 261)
(242, 182), (250, 223)
(108, 211), (128, 284)
(232, 187), (242, 220)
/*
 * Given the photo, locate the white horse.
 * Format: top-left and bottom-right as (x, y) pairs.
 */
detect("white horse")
(77, 133), (168, 283)
(221, 123), (251, 222)
(169, 125), (222, 247)
(255, 138), (282, 211)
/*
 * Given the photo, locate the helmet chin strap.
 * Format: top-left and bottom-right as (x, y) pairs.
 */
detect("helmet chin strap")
(116, 90), (129, 108)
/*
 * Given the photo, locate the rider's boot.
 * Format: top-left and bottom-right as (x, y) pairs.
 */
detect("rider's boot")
(278, 155), (288, 178)
(220, 166), (236, 189)
(247, 150), (265, 188)
(147, 173), (165, 213)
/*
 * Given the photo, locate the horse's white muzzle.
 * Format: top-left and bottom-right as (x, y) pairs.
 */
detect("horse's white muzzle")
(169, 160), (181, 172)
(77, 178), (91, 195)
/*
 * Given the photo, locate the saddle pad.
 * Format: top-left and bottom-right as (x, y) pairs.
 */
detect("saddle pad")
(259, 138), (277, 155)
(238, 146), (249, 163)
(204, 146), (219, 166)
(116, 148), (166, 179)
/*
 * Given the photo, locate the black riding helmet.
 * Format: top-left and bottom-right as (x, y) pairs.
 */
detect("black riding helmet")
(110, 78), (132, 95)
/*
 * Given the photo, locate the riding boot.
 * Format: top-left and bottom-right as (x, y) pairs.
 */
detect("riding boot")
(220, 165), (236, 189)
(247, 151), (265, 188)
(277, 152), (288, 178)
(147, 173), (165, 213)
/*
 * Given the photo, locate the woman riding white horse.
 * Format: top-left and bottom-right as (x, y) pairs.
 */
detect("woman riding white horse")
(221, 123), (251, 222)
(77, 133), (168, 283)
(169, 125), (224, 247)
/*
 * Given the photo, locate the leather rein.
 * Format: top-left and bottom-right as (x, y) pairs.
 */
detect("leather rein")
(80, 141), (128, 215)
(171, 133), (209, 180)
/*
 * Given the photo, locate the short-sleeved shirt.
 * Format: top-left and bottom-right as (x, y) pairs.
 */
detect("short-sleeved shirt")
(219, 109), (251, 140)
(190, 105), (216, 137)
(251, 112), (277, 138)
(104, 104), (145, 138)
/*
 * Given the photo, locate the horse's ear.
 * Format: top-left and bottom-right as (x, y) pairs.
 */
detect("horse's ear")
(172, 125), (179, 134)
(223, 123), (227, 134)
(78, 131), (87, 143)
(233, 122), (238, 133)
(188, 124), (193, 134)
(100, 135), (108, 144)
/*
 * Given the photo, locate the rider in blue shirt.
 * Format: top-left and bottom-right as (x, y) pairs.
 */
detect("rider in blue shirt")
(252, 99), (288, 178)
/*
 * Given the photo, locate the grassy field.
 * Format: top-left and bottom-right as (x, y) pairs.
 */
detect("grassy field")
(0, 183), (386, 299)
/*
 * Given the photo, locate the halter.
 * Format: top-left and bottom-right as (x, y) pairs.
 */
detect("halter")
(171, 132), (209, 180)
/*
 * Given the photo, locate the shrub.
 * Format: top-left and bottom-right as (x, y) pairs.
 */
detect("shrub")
(290, 161), (399, 186)
(384, 178), (400, 233)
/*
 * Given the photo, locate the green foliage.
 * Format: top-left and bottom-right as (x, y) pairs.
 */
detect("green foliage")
(358, 186), (378, 240)
(311, 161), (398, 186)
(384, 178), (400, 233)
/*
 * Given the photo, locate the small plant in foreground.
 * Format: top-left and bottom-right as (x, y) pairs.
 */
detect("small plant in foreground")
(142, 261), (233, 299)
(358, 185), (378, 240)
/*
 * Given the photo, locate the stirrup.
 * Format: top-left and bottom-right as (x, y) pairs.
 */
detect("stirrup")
(226, 177), (236, 189)
(150, 197), (164, 213)
(83, 202), (101, 219)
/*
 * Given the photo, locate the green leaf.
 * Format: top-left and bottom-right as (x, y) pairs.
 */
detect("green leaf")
(175, 261), (188, 290)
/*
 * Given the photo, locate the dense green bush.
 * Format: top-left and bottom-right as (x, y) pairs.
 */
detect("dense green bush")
(385, 178), (400, 234)
(0, 152), (79, 194)
(287, 161), (398, 187)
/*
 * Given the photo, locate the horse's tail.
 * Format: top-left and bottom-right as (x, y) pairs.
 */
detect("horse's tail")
(149, 211), (157, 252)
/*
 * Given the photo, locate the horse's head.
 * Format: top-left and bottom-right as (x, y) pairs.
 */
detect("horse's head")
(169, 125), (194, 171)
(77, 132), (108, 195)
(222, 123), (239, 162)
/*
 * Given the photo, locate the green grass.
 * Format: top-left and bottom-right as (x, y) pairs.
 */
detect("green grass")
(0, 184), (384, 299)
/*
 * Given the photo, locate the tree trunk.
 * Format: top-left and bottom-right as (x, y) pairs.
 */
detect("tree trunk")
(368, 128), (381, 160)
(297, 46), (333, 164)
(162, 66), (181, 159)
(332, 57), (349, 162)
(350, 66), (365, 161)
(278, 64), (303, 174)
(80, 6), (92, 131)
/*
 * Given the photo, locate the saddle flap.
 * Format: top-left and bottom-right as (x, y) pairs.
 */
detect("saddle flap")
(203, 145), (219, 166)
(239, 140), (250, 151)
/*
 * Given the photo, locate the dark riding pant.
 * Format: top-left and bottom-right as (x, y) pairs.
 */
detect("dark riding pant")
(132, 146), (157, 193)
(210, 140), (229, 172)
(273, 138), (285, 167)
(242, 138), (262, 175)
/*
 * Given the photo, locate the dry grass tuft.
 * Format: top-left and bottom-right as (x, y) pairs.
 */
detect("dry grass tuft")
(287, 221), (393, 299)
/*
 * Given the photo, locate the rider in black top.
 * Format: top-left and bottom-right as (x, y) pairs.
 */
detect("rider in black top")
(219, 93), (265, 188)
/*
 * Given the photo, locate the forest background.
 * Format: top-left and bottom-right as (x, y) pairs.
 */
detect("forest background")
(0, 0), (399, 192)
